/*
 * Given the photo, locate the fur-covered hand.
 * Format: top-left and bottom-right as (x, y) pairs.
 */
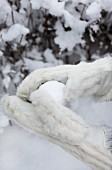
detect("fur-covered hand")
(17, 56), (112, 102)
(65, 57), (112, 101)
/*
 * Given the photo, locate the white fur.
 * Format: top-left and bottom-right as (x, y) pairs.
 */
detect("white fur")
(17, 57), (112, 102)
(1, 81), (112, 170)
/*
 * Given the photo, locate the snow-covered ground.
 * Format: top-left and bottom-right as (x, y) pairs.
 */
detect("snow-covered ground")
(0, 95), (112, 170)
(0, 124), (91, 170)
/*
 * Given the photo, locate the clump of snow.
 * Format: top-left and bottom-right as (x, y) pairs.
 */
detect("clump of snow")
(24, 58), (53, 71)
(55, 21), (83, 51)
(2, 64), (11, 75)
(44, 48), (62, 65)
(27, 49), (42, 61)
(100, 0), (112, 12)
(0, 0), (11, 24)
(90, 24), (99, 33)
(3, 76), (11, 90)
(30, 0), (41, 10)
(2, 64), (11, 90)
(86, 2), (101, 21)
(30, 0), (65, 16)
(91, 54), (100, 60)
(0, 24), (29, 42)
(21, 0), (30, 9)
(13, 73), (22, 85)
(24, 48), (63, 71)
(89, 29), (95, 42)
(44, 49), (55, 62)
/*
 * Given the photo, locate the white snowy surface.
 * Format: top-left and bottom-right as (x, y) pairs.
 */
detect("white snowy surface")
(0, 124), (91, 170)
(86, 1), (101, 21)
(71, 97), (112, 127)
(0, 107), (9, 134)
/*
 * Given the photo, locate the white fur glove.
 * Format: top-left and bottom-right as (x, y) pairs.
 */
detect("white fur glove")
(17, 56), (112, 102)
(2, 81), (112, 170)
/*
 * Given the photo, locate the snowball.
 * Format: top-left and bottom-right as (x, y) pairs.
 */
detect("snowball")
(38, 81), (66, 105)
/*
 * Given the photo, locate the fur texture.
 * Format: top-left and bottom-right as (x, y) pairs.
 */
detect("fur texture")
(17, 57), (112, 102)
(1, 81), (112, 170)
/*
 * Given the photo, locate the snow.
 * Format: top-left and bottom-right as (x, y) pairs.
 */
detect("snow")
(55, 21), (83, 51)
(27, 49), (42, 61)
(0, 107), (9, 134)
(71, 96), (112, 127)
(2, 64), (11, 75)
(30, 0), (65, 16)
(2, 64), (11, 90)
(30, 0), (41, 10)
(86, 1), (101, 21)
(39, 81), (66, 105)
(3, 76), (11, 90)
(0, 114), (9, 128)
(24, 50), (63, 71)
(100, 0), (112, 12)
(0, 24), (29, 42)
(21, 0), (30, 9)
(24, 58), (54, 71)
(44, 48), (62, 65)
(0, 125), (90, 170)
(0, 0), (11, 24)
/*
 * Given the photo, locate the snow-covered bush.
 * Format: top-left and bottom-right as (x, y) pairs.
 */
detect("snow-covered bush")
(0, 0), (112, 94)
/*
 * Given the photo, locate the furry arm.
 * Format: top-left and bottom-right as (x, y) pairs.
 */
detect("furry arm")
(1, 89), (112, 170)
(17, 56), (112, 102)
